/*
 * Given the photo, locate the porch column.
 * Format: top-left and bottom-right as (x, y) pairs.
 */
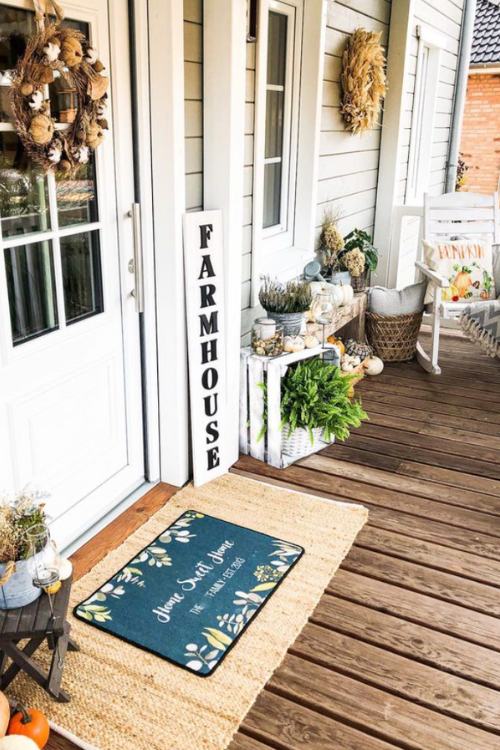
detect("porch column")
(203, 1), (247, 468)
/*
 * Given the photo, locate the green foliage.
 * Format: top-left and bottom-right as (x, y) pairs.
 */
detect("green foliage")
(280, 358), (368, 443)
(342, 229), (379, 272)
(259, 276), (312, 314)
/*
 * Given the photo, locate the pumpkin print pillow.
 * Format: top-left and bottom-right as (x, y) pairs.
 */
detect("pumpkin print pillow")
(423, 239), (496, 304)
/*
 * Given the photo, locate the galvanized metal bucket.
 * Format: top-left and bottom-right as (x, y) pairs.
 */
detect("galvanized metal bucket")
(0, 546), (51, 610)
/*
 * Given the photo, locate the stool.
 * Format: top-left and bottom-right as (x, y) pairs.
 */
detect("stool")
(0, 578), (78, 702)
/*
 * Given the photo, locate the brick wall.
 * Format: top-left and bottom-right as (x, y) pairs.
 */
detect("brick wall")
(460, 73), (500, 193)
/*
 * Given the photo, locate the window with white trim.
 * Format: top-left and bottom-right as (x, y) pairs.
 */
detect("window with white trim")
(405, 24), (445, 204)
(254, 0), (302, 252)
(251, 0), (324, 300)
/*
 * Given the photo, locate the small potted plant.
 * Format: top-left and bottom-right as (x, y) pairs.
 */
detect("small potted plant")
(319, 212), (350, 285)
(258, 276), (312, 336)
(280, 358), (368, 458)
(342, 229), (379, 292)
(0, 490), (52, 610)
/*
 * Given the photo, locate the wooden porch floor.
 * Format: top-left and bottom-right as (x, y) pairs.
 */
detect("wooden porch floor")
(48, 334), (500, 750)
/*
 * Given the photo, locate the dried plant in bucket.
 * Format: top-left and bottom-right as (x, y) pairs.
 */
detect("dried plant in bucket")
(340, 28), (387, 135)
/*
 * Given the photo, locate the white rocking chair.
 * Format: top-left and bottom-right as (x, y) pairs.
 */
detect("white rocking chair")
(415, 191), (500, 375)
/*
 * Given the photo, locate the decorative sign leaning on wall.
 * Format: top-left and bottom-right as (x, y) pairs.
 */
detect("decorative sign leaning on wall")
(10, 0), (109, 176)
(183, 211), (227, 486)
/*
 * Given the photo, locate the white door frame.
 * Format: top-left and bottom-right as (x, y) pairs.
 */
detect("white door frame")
(131, 0), (190, 488)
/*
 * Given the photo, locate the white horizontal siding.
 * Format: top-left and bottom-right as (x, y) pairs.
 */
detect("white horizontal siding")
(184, 1), (203, 212)
(241, 36), (256, 331)
(316, 0), (391, 250)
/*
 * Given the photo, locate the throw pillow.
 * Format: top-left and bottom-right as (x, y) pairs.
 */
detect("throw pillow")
(368, 281), (426, 315)
(423, 239), (496, 304)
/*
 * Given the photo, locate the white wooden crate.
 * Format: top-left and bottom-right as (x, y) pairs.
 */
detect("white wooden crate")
(239, 346), (334, 468)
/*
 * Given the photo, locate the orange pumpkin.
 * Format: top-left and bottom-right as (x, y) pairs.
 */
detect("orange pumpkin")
(327, 335), (345, 355)
(0, 691), (9, 737)
(7, 709), (49, 749)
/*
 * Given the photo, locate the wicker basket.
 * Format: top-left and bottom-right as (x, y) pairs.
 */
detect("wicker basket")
(366, 311), (423, 362)
(281, 426), (326, 458)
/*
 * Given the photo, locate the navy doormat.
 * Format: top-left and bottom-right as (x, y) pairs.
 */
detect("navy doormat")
(74, 510), (304, 676)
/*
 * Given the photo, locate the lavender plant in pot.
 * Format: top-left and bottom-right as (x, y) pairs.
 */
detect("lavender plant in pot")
(258, 276), (312, 336)
(0, 490), (54, 610)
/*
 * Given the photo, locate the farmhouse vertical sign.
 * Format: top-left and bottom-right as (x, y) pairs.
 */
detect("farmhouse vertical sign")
(183, 210), (228, 486)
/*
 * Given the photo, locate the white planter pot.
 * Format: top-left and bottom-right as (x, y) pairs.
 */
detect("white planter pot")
(281, 426), (326, 458)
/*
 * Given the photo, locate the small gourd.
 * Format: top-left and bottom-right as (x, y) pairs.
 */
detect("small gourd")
(0, 690), (9, 736)
(363, 356), (384, 376)
(60, 36), (83, 67)
(0, 738), (40, 750)
(86, 120), (104, 149)
(304, 334), (319, 349)
(29, 114), (54, 145)
(331, 284), (354, 307)
(327, 335), (345, 355)
(283, 336), (305, 353)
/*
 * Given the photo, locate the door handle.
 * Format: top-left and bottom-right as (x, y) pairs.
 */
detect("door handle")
(127, 203), (144, 314)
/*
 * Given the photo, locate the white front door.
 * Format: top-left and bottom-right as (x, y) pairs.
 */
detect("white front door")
(0, 0), (145, 548)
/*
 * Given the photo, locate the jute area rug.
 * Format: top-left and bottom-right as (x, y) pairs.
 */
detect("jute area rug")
(7, 474), (367, 750)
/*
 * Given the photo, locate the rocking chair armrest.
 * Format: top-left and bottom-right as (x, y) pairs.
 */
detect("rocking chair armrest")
(415, 261), (450, 288)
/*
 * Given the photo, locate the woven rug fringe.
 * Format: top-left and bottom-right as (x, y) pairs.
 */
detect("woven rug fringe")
(460, 313), (500, 359)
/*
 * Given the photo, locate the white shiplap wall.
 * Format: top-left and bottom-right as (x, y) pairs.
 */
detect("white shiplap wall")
(396, 0), (465, 287)
(184, 0), (203, 212)
(316, 0), (392, 244)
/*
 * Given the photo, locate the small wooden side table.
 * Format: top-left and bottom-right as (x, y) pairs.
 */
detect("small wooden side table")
(0, 578), (78, 702)
(306, 292), (368, 342)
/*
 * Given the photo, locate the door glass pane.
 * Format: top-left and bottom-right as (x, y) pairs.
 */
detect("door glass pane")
(0, 6), (35, 123)
(60, 230), (103, 324)
(0, 132), (51, 238)
(263, 162), (282, 228)
(57, 157), (98, 228)
(265, 90), (284, 159)
(267, 12), (287, 86)
(4, 241), (58, 345)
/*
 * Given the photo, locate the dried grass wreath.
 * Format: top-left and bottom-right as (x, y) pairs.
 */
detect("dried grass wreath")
(340, 28), (387, 135)
(9, 0), (109, 176)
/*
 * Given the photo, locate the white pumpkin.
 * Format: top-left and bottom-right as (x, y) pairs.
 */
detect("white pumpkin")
(283, 336), (305, 353)
(364, 356), (384, 375)
(0, 738), (40, 750)
(330, 284), (354, 307)
(304, 334), (319, 349)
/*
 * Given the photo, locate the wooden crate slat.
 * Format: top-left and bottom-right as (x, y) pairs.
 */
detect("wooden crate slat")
(248, 356), (266, 461)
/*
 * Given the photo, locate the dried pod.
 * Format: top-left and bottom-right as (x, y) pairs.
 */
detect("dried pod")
(60, 37), (83, 67)
(93, 60), (105, 73)
(86, 120), (104, 149)
(58, 159), (72, 174)
(20, 81), (34, 96)
(88, 74), (108, 101)
(29, 113), (54, 145)
(97, 118), (109, 130)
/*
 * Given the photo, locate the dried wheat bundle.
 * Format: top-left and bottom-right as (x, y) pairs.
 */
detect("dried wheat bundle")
(340, 28), (387, 135)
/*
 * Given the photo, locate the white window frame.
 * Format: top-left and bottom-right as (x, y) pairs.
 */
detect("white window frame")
(251, 0), (325, 304)
(260, 0), (301, 248)
(405, 24), (446, 204)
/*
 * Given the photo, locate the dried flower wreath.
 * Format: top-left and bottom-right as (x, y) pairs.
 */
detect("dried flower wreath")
(340, 28), (387, 135)
(9, 0), (109, 175)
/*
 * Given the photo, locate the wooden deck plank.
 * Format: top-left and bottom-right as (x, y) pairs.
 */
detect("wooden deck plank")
(355, 526), (500, 586)
(345, 432), (500, 476)
(369, 371), (500, 402)
(243, 691), (400, 749)
(355, 422), (500, 464)
(342, 547), (500, 615)
(292, 624), (500, 735)
(360, 378), (500, 413)
(271, 654), (500, 750)
(328, 570), (500, 650)
(234, 459), (500, 559)
(313, 595), (500, 688)
(304, 452), (500, 518)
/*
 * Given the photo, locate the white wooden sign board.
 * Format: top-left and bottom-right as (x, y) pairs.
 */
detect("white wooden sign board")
(183, 210), (228, 486)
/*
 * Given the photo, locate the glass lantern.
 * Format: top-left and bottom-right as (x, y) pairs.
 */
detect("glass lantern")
(251, 317), (284, 357)
(57, 87), (77, 124)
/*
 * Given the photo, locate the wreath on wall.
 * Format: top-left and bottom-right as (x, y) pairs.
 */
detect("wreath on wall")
(340, 28), (387, 135)
(9, 0), (108, 176)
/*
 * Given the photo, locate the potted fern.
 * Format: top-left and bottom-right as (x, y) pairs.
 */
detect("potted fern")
(280, 358), (367, 457)
(258, 276), (312, 336)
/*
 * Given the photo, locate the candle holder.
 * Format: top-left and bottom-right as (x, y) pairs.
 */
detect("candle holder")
(251, 317), (284, 357)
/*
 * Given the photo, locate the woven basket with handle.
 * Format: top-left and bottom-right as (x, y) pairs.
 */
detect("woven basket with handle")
(366, 311), (423, 362)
